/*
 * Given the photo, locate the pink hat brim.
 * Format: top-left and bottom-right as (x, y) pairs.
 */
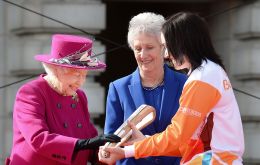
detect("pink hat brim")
(34, 54), (106, 70)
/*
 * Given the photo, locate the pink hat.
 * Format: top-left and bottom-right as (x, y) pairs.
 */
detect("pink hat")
(34, 34), (106, 70)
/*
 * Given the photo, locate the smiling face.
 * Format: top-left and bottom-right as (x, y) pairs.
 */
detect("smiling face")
(56, 68), (88, 96)
(132, 32), (164, 74)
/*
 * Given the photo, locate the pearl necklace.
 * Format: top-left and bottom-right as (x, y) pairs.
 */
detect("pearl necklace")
(142, 80), (164, 91)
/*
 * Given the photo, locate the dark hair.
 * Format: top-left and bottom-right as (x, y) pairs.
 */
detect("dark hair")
(162, 12), (225, 71)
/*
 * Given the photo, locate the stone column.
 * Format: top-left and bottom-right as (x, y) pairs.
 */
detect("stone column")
(232, 2), (260, 164)
(0, 0), (9, 162)
(210, 1), (260, 164)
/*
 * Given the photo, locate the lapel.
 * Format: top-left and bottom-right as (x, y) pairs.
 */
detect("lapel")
(159, 65), (181, 130)
(128, 68), (146, 109)
(128, 66), (182, 132)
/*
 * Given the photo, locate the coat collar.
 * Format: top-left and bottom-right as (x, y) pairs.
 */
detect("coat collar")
(128, 65), (181, 110)
(160, 66), (181, 121)
(128, 68), (145, 108)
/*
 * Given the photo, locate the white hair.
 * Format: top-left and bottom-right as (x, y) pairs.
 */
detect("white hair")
(42, 63), (77, 90)
(42, 63), (71, 80)
(127, 12), (165, 49)
(42, 63), (55, 75)
(42, 63), (73, 76)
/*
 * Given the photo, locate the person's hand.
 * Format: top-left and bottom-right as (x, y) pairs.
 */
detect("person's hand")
(123, 121), (146, 146)
(75, 134), (121, 151)
(98, 146), (125, 165)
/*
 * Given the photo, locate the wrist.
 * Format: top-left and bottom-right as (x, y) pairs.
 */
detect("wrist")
(75, 139), (91, 151)
(124, 145), (135, 158)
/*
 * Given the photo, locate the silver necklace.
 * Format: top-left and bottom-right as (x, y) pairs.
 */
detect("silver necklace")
(142, 80), (164, 91)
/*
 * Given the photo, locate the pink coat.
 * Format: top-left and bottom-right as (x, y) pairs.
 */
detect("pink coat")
(8, 75), (98, 165)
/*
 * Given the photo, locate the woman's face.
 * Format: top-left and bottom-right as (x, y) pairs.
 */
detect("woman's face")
(132, 33), (164, 74)
(57, 68), (88, 96)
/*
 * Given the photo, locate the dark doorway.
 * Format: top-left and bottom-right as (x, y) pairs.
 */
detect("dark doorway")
(100, 1), (211, 85)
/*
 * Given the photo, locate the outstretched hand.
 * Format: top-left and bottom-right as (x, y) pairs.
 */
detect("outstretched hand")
(98, 146), (125, 165)
(76, 134), (121, 150)
(87, 134), (121, 149)
(97, 122), (146, 164)
(123, 121), (146, 146)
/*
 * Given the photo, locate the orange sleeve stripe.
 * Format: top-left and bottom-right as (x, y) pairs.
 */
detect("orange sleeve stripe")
(215, 152), (238, 164)
(180, 80), (221, 113)
(134, 124), (182, 158)
(134, 80), (221, 159)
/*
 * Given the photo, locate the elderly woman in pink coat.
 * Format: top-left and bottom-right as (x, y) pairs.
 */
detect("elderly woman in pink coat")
(6, 34), (120, 165)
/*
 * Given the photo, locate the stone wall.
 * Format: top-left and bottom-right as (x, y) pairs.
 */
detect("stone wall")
(209, 0), (260, 164)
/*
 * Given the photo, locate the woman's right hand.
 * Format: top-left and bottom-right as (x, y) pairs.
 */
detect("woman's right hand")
(98, 146), (125, 165)
(123, 121), (146, 146)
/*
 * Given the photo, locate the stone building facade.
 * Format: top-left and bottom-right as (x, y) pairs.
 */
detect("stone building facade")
(0, 0), (259, 164)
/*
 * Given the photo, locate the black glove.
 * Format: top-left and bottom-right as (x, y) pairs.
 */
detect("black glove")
(75, 134), (121, 151)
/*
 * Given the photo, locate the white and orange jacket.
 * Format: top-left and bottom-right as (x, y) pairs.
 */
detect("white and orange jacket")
(128, 59), (244, 164)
